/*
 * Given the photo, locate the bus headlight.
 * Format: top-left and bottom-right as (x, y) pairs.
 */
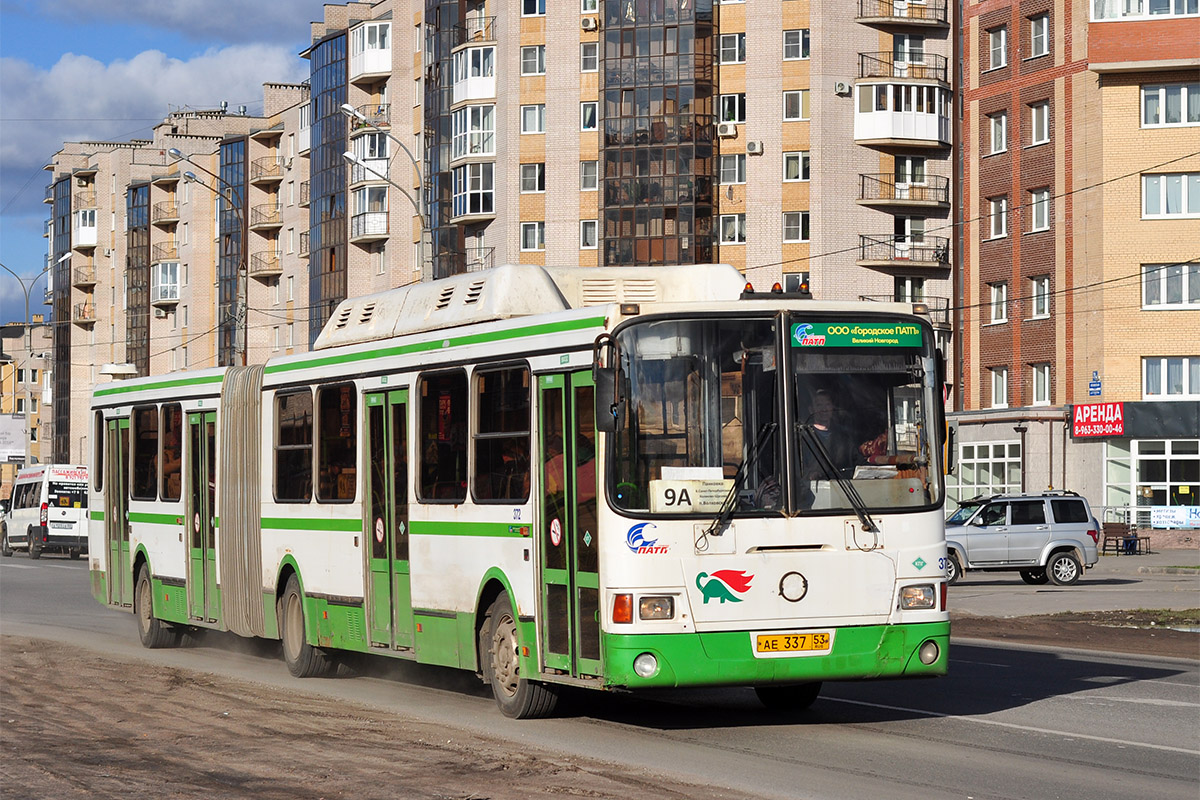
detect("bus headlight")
(633, 653), (659, 678)
(899, 584), (936, 609)
(638, 596), (674, 620)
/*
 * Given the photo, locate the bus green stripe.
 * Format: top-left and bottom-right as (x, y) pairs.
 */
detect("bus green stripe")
(94, 373), (223, 397)
(128, 512), (183, 525)
(265, 316), (606, 375)
(261, 517), (362, 532)
(91, 510), (104, 521)
(409, 520), (528, 538)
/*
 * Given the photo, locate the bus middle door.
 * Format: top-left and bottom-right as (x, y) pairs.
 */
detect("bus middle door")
(365, 390), (413, 651)
(187, 411), (218, 621)
(537, 372), (601, 679)
(105, 418), (133, 607)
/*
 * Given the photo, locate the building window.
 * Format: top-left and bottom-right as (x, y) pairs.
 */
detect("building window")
(988, 27), (1007, 69)
(1144, 357), (1200, 399)
(580, 160), (598, 191)
(988, 196), (1008, 238)
(1142, 83), (1200, 127)
(1029, 14), (1049, 58)
(719, 154), (746, 184)
(522, 0), (545, 15)
(949, 440), (1022, 505)
(351, 22), (390, 55)
(1032, 364), (1051, 406)
(452, 163), (494, 217)
(1031, 276), (1051, 317)
(16, 398), (24, 413)
(783, 151), (810, 181)
(521, 104), (546, 134)
(1143, 173), (1200, 218)
(1030, 188), (1050, 231)
(783, 29), (810, 60)
(581, 42), (598, 72)
(520, 163), (545, 193)
(989, 112), (1007, 153)
(451, 104), (495, 158)
(895, 276), (925, 302)
(453, 46), (495, 81)
(719, 214), (746, 244)
(783, 212), (810, 243)
(1143, 263), (1200, 308)
(991, 367), (1009, 408)
(520, 45), (545, 76)
(580, 101), (598, 131)
(720, 93), (746, 123)
(582, 0), (598, 10)
(1030, 101), (1050, 144)
(520, 221), (545, 251)
(784, 90), (810, 121)
(719, 32), (746, 64)
(580, 219), (598, 249)
(990, 282), (1008, 323)
(1093, 0), (1200, 20)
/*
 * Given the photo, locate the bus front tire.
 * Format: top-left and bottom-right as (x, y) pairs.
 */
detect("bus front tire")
(279, 574), (334, 678)
(136, 565), (179, 649)
(1, 530), (11, 557)
(28, 528), (41, 560)
(481, 592), (557, 719)
(755, 682), (822, 712)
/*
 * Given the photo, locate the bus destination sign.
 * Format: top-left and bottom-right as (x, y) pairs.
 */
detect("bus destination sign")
(791, 322), (923, 348)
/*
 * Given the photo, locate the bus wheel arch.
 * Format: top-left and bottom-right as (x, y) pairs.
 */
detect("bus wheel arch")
(134, 558), (179, 648)
(277, 571), (335, 678)
(480, 589), (558, 719)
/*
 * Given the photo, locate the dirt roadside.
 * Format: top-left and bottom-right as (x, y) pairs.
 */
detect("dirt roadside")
(2, 618), (1195, 800)
(952, 609), (1199, 659)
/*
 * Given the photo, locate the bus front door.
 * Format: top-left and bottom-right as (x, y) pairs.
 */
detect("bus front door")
(365, 390), (413, 651)
(537, 372), (601, 678)
(105, 418), (132, 607)
(187, 412), (218, 621)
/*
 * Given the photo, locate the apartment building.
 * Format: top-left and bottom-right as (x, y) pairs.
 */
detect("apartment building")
(956, 0), (1199, 524)
(0, 321), (51, 498)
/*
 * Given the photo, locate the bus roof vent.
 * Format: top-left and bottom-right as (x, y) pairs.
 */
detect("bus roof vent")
(435, 285), (456, 310)
(333, 305), (354, 330)
(581, 278), (619, 306)
(622, 279), (658, 303)
(358, 301), (376, 325)
(464, 279), (486, 305)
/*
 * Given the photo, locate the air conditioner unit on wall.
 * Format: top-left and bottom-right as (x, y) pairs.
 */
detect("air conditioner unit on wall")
(746, 141), (764, 155)
(154, 308), (167, 319)
(581, 16), (598, 31)
(717, 122), (738, 138)
(834, 81), (852, 96)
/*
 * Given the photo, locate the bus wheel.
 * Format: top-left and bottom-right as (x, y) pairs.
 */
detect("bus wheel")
(279, 574), (334, 678)
(28, 529), (41, 560)
(136, 565), (179, 649)
(755, 682), (822, 712)
(1019, 568), (1049, 585)
(482, 592), (557, 719)
(1, 530), (11, 557)
(69, 549), (81, 560)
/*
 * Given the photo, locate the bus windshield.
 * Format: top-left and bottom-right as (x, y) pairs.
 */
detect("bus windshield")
(609, 314), (941, 517)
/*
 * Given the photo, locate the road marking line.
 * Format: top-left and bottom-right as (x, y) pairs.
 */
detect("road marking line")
(1, 563), (83, 571)
(950, 659), (1011, 668)
(1084, 696), (1200, 708)
(824, 697), (1200, 755)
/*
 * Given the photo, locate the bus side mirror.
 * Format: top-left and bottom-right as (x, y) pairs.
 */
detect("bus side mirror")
(593, 333), (625, 434)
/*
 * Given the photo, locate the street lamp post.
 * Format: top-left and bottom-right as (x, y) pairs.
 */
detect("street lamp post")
(167, 149), (248, 366)
(339, 104), (430, 276)
(1, 255), (62, 467)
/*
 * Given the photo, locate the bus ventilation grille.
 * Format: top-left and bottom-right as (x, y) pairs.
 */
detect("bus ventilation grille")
(358, 301), (376, 325)
(333, 306), (354, 329)
(435, 285), (456, 310)
(464, 279), (485, 305)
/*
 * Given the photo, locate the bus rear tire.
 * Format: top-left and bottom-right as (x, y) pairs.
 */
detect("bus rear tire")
(755, 682), (822, 712)
(28, 528), (41, 560)
(481, 592), (557, 719)
(136, 565), (179, 649)
(1, 530), (12, 557)
(69, 549), (81, 560)
(279, 574), (334, 678)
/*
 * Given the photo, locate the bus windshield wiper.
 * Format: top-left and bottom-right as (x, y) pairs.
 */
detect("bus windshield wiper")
(798, 424), (879, 533)
(704, 421), (777, 539)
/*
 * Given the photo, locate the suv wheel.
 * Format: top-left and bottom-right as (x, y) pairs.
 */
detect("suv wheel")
(945, 553), (962, 585)
(1019, 568), (1049, 585)
(1047, 552), (1082, 586)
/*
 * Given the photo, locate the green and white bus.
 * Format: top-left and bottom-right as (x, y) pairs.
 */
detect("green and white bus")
(88, 264), (950, 717)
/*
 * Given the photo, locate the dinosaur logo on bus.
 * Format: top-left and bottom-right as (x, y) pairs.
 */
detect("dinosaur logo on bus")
(696, 570), (754, 603)
(626, 522), (668, 554)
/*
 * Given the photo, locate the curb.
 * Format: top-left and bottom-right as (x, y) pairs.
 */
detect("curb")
(1136, 566), (1200, 575)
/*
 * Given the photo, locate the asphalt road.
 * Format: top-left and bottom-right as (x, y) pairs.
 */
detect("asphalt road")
(2, 552), (1197, 800)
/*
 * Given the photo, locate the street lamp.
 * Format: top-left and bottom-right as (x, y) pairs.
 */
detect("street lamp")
(168, 149), (249, 366)
(339, 104), (430, 275)
(1013, 423), (1029, 493)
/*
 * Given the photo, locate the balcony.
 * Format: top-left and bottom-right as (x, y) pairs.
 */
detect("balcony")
(350, 103), (390, 129)
(858, 174), (950, 208)
(43, 219), (52, 238)
(250, 203), (282, 230)
(74, 191), (97, 209)
(859, 52), (948, 85)
(152, 201), (179, 226)
(857, 0), (949, 27)
(350, 212), (389, 243)
(349, 22), (392, 83)
(299, 181), (310, 207)
(857, 235), (951, 269)
(299, 231), (310, 258)
(43, 288), (53, 305)
(349, 158), (389, 185)
(72, 221), (97, 250)
(854, 84), (952, 147)
(150, 277), (179, 307)
(151, 242), (178, 263)
(860, 293), (951, 328)
(452, 45), (497, 105)
(250, 157), (283, 184)
(249, 250), (282, 280)
(454, 15), (496, 46)
(72, 266), (97, 288)
(44, 184), (54, 204)
(72, 304), (96, 325)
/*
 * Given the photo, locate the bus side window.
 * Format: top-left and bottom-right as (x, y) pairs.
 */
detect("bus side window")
(161, 403), (183, 501)
(131, 405), (159, 501)
(275, 389), (314, 503)
(317, 383), (357, 502)
(418, 370), (468, 502)
(93, 411), (104, 492)
(473, 366), (530, 503)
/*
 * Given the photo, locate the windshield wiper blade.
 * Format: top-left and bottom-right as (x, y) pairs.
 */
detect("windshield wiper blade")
(798, 424), (879, 533)
(704, 421), (777, 538)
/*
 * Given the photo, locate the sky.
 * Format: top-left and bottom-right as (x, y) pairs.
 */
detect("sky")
(0, 0), (329, 327)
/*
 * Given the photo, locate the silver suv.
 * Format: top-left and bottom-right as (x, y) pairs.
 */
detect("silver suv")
(945, 491), (1100, 586)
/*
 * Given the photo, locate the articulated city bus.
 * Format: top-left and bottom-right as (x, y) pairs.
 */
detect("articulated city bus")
(89, 264), (950, 717)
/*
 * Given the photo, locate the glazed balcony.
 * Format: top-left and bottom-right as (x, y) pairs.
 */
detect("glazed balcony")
(249, 249), (282, 279)
(349, 22), (392, 83)
(854, 83), (952, 147)
(859, 52), (949, 85)
(152, 201), (179, 226)
(857, 235), (951, 269)
(150, 275), (179, 307)
(857, 0), (949, 27)
(349, 158), (389, 185)
(858, 174), (950, 208)
(349, 211), (388, 243)
(250, 203), (282, 230)
(249, 157), (283, 184)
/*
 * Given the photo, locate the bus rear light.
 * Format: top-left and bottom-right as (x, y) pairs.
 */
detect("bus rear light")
(40, 503), (48, 525)
(613, 593), (633, 624)
(940, 581), (947, 611)
(899, 584), (935, 610)
(638, 596), (674, 620)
